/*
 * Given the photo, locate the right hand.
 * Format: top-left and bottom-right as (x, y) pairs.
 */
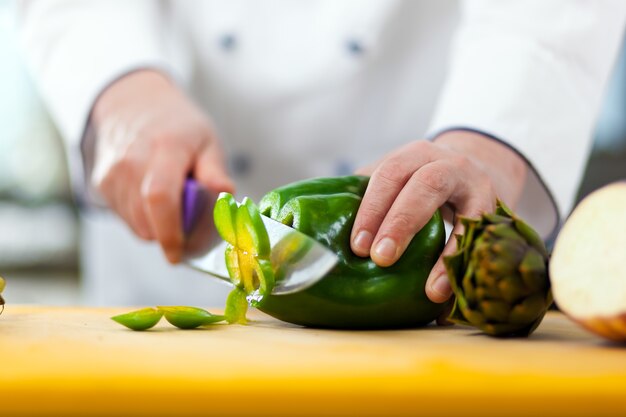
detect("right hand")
(91, 70), (234, 263)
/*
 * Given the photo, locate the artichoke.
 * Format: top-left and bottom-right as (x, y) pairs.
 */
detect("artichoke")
(444, 201), (552, 337)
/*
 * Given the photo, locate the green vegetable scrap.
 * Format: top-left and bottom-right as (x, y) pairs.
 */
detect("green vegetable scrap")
(111, 307), (163, 331)
(444, 200), (552, 337)
(158, 306), (226, 329)
(111, 306), (225, 331)
(214, 193), (275, 324)
(224, 287), (249, 325)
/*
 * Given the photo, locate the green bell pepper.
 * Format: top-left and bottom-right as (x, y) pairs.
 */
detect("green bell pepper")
(255, 175), (446, 329)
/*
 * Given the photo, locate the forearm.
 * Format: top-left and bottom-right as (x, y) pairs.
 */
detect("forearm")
(92, 70), (174, 126)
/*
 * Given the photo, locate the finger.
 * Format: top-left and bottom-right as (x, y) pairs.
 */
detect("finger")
(127, 196), (154, 240)
(425, 197), (496, 303)
(194, 142), (235, 194)
(115, 179), (153, 240)
(370, 160), (458, 267)
(425, 222), (463, 303)
(350, 141), (434, 257)
(142, 147), (193, 263)
(97, 151), (154, 240)
(118, 151), (154, 240)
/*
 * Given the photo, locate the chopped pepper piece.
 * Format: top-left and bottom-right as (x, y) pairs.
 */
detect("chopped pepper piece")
(158, 306), (226, 329)
(111, 307), (163, 331)
(224, 287), (249, 325)
(111, 306), (226, 330)
(214, 193), (275, 323)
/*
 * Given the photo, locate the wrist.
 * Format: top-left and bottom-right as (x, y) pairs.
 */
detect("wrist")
(92, 69), (174, 125)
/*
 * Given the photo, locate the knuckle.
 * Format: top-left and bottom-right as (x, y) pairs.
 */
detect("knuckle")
(131, 198), (145, 217)
(415, 165), (450, 195)
(462, 198), (493, 219)
(357, 203), (388, 226)
(410, 140), (432, 154)
(374, 159), (410, 186)
(93, 171), (113, 195)
(143, 185), (170, 206)
(131, 201), (150, 232)
(102, 159), (125, 179)
(388, 211), (417, 234)
(94, 171), (124, 205)
(478, 178), (498, 204)
(146, 130), (180, 151)
(450, 155), (471, 171)
(105, 155), (141, 184)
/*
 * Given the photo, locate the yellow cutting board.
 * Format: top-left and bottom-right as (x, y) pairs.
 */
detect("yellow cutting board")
(1, 306), (625, 416)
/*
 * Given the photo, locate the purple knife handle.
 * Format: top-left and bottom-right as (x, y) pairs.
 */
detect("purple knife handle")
(183, 178), (204, 236)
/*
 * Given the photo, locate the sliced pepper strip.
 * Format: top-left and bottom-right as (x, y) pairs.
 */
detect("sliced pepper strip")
(214, 193), (275, 321)
(111, 307), (163, 331)
(111, 306), (225, 330)
(224, 287), (249, 324)
(157, 306), (226, 329)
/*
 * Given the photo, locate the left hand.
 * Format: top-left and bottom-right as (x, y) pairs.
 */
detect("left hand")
(350, 130), (527, 304)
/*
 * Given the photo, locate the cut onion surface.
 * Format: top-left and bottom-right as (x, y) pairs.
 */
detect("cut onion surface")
(550, 181), (626, 342)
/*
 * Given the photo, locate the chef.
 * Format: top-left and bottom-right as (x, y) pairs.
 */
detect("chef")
(19, 1), (626, 307)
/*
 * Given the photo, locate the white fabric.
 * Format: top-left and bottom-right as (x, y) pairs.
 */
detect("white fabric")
(428, 0), (626, 234)
(19, 0), (626, 305)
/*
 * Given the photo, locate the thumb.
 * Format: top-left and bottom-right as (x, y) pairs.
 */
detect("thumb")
(194, 142), (235, 195)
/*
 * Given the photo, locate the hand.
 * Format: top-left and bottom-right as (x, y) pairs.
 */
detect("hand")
(91, 70), (234, 263)
(350, 131), (527, 304)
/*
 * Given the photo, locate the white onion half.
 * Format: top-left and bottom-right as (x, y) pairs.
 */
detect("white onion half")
(550, 181), (626, 342)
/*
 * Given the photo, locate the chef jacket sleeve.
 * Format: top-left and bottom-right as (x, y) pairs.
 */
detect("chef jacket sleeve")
(427, 0), (626, 239)
(18, 0), (189, 197)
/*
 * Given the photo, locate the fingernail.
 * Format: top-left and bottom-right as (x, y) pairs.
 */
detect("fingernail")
(373, 237), (398, 263)
(430, 274), (451, 299)
(166, 249), (182, 264)
(352, 230), (373, 254)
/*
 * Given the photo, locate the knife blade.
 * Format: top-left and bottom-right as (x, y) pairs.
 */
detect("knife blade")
(181, 178), (338, 295)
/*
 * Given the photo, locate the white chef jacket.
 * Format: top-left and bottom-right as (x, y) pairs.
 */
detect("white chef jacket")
(19, 0), (626, 306)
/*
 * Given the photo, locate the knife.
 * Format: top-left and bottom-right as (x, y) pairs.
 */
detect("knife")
(181, 178), (338, 294)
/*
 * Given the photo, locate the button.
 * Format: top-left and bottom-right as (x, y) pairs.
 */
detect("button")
(230, 153), (252, 176)
(334, 160), (354, 176)
(219, 33), (237, 51)
(346, 39), (365, 56)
